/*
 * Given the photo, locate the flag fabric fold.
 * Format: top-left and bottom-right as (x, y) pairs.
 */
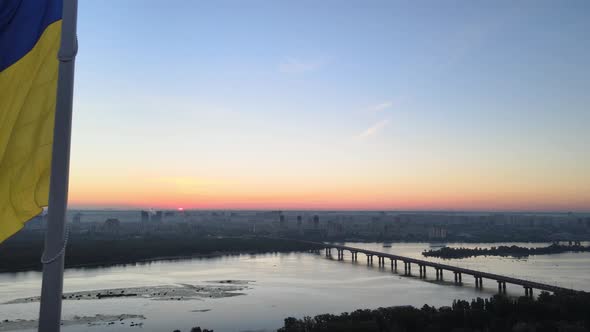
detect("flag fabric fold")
(0, 0), (63, 243)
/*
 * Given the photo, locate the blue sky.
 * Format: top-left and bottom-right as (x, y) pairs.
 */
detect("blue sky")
(69, 0), (590, 211)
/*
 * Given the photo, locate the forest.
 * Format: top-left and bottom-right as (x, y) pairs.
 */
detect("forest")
(0, 234), (321, 272)
(278, 291), (590, 332)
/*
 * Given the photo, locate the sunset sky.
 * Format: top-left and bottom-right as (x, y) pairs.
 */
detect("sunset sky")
(68, 1), (590, 211)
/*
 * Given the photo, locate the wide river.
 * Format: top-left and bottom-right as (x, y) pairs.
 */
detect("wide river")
(1, 242), (589, 332)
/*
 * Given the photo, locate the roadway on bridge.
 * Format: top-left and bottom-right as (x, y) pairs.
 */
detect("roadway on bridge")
(304, 241), (583, 295)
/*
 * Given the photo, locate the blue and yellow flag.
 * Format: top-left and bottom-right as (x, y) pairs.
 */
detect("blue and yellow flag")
(0, 0), (63, 242)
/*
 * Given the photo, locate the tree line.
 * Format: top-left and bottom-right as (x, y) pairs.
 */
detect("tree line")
(279, 291), (590, 332)
(0, 234), (321, 272)
(423, 243), (590, 259)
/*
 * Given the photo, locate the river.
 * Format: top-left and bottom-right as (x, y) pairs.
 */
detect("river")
(1, 242), (589, 332)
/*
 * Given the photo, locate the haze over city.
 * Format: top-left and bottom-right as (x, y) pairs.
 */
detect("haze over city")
(4, 1), (590, 331)
(68, 0), (590, 212)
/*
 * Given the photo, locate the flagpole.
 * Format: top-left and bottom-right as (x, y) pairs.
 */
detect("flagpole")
(38, 0), (78, 331)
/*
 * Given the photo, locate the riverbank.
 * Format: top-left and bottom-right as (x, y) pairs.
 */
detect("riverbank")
(0, 236), (322, 273)
(278, 292), (590, 332)
(0, 314), (146, 332)
(423, 243), (590, 259)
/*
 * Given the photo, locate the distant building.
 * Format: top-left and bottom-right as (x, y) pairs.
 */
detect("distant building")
(71, 212), (82, 231)
(140, 210), (150, 223)
(428, 227), (447, 240)
(279, 214), (287, 229)
(103, 218), (121, 234)
(164, 211), (175, 218)
(24, 214), (45, 230)
(327, 221), (344, 238)
(152, 211), (163, 223)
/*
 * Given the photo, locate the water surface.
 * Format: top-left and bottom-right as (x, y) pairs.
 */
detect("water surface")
(1, 242), (589, 332)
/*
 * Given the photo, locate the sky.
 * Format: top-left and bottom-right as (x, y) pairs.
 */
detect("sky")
(68, 0), (590, 212)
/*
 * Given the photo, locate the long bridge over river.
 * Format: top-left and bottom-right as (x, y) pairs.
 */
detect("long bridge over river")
(303, 241), (583, 297)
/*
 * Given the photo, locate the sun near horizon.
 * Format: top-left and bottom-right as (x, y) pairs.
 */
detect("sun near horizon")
(66, 1), (589, 213)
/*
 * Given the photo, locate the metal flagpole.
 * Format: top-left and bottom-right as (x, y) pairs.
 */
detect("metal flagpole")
(38, 0), (78, 331)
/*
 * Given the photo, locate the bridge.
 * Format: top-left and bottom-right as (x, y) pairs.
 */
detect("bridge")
(304, 241), (583, 297)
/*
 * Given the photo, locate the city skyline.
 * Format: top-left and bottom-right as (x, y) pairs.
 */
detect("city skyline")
(68, 1), (589, 212)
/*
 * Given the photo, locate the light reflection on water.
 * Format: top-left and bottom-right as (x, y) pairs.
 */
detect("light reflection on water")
(1, 242), (589, 332)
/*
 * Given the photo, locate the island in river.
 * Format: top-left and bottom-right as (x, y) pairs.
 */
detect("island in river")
(423, 243), (590, 259)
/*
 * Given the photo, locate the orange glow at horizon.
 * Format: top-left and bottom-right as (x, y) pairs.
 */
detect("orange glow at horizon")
(63, 0), (590, 214)
(67, 173), (590, 212)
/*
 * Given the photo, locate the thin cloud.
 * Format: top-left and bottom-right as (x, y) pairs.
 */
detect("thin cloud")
(356, 119), (390, 139)
(372, 101), (393, 112)
(278, 57), (326, 73)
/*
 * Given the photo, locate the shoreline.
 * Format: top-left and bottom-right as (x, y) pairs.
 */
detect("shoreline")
(0, 248), (312, 274)
(423, 243), (590, 259)
(3, 239), (589, 274)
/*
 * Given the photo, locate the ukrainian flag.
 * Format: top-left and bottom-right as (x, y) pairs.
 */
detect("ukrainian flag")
(0, 0), (63, 242)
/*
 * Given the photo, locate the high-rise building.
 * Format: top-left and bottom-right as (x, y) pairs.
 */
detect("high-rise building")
(279, 214), (286, 229)
(152, 211), (163, 223)
(103, 218), (121, 234)
(73, 212), (82, 225)
(140, 210), (150, 223)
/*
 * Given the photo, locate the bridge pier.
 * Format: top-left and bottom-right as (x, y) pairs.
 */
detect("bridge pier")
(418, 265), (426, 278)
(475, 276), (483, 289)
(308, 243), (575, 296)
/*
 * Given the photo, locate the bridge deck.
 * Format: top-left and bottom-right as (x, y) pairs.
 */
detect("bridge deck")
(311, 242), (582, 294)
